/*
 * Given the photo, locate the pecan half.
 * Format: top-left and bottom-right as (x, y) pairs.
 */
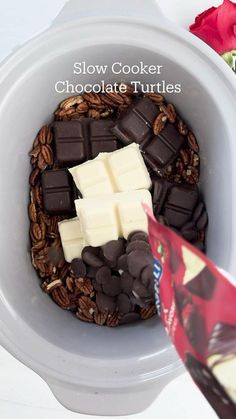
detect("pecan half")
(75, 278), (93, 296)
(52, 286), (70, 309)
(187, 132), (199, 153)
(41, 145), (53, 166)
(153, 113), (167, 135)
(145, 93), (164, 104)
(78, 296), (97, 317)
(140, 304), (157, 320)
(106, 312), (120, 327)
(28, 203), (37, 222)
(29, 167), (40, 186)
(94, 311), (108, 326)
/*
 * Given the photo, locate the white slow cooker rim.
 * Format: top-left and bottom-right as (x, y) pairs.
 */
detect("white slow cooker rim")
(0, 16), (235, 388)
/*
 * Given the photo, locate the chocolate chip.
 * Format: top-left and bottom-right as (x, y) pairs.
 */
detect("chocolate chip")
(71, 258), (87, 277)
(120, 312), (140, 325)
(133, 279), (150, 298)
(128, 250), (153, 277)
(86, 266), (98, 278)
(128, 231), (149, 243)
(120, 272), (134, 294)
(126, 240), (150, 254)
(103, 275), (122, 297)
(117, 293), (131, 314)
(102, 239), (125, 266)
(196, 211), (208, 230)
(193, 202), (204, 222)
(141, 265), (153, 287)
(82, 246), (104, 268)
(96, 292), (116, 313)
(96, 266), (111, 285)
(92, 279), (102, 292)
(117, 254), (128, 272)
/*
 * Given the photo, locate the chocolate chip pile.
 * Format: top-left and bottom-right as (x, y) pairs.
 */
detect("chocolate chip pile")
(28, 84), (208, 327)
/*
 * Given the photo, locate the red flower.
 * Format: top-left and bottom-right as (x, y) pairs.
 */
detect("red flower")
(189, 0), (236, 55)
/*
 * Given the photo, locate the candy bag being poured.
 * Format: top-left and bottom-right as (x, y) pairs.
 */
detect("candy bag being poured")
(144, 205), (236, 419)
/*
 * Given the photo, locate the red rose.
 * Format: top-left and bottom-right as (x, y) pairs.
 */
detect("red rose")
(189, 0), (236, 55)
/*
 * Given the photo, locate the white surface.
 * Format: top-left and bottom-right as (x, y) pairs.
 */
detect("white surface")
(0, 345), (217, 419)
(0, 0), (226, 417)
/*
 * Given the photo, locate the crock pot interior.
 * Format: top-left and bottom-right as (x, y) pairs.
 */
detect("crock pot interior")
(0, 43), (231, 361)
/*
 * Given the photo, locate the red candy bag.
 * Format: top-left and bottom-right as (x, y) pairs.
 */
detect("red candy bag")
(144, 205), (236, 419)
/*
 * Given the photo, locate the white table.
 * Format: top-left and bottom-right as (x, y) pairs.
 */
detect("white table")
(0, 0), (222, 417)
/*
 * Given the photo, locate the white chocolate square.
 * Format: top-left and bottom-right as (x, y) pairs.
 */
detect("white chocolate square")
(69, 159), (114, 197)
(58, 217), (85, 262)
(107, 144), (151, 191)
(79, 203), (119, 246)
(75, 190), (152, 247)
(69, 144), (151, 197)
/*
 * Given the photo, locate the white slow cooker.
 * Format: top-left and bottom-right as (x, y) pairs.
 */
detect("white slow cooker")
(0, 0), (235, 415)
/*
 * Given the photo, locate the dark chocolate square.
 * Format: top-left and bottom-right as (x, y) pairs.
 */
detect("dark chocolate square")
(41, 169), (76, 215)
(53, 119), (119, 167)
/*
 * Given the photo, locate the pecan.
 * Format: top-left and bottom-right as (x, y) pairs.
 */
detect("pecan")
(187, 132), (199, 153)
(60, 263), (70, 281)
(175, 158), (184, 174)
(38, 211), (51, 226)
(35, 260), (47, 274)
(46, 127), (53, 144)
(78, 296), (97, 318)
(52, 286), (70, 309)
(76, 102), (89, 114)
(42, 279), (62, 294)
(37, 154), (47, 171)
(83, 93), (102, 106)
(59, 95), (84, 110)
(31, 240), (46, 252)
(192, 153), (200, 167)
(182, 166), (199, 185)
(177, 119), (188, 136)
(145, 93), (164, 104)
(140, 304), (157, 320)
(88, 109), (100, 120)
(31, 222), (42, 241)
(75, 277), (93, 295)
(180, 149), (189, 166)
(76, 309), (94, 323)
(101, 94), (118, 107)
(94, 311), (108, 326)
(104, 92), (125, 105)
(28, 203), (37, 222)
(66, 276), (75, 292)
(160, 104), (176, 123)
(38, 126), (49, 145)
(100, 109), (113, 118)
(106, 312), (120, 327)
(29, 145), (41, 158)
(153, 112), (167, 135)
(33, 135), (39, 148)
(41, 145), (53, 166)
(29, 167), (40, 186)
(39, 220), (46, 240)
(122, 95), (133, 106)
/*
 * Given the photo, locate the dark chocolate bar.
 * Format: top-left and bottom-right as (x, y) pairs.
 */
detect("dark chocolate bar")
(152, 177), (199, 229)
(112, 97), (185, 172)
(41, 169), (77, 215)
(54, 119), (119, 167)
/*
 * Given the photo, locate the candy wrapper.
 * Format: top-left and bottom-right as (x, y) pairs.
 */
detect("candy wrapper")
(144, 205), (236, 419)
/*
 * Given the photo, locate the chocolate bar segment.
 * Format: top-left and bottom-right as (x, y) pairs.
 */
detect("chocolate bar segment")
(42, 169), (76, 215)
(152, 177), (199, 229)
(112, 97), (158, 145)
(112, 97), (185, 172)
(53, 119), (119, 167)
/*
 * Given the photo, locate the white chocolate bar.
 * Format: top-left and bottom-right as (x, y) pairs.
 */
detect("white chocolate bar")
(58, 217), (85, 262)
(75, 190), (152, 247)
(69, 144), (151, 197)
